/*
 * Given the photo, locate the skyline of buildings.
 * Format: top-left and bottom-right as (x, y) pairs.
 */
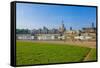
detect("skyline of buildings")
(16, 22), (96, 36)
(16, 21), (96, 41)
(16, 20), (96, 34)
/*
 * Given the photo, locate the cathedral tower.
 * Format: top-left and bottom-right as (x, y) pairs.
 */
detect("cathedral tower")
(59, 20), (66, 33)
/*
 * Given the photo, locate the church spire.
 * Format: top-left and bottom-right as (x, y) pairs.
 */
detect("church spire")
(92, 22), (94, 28)
(62, 20), (64, 28)
(59, 20), (66, 33)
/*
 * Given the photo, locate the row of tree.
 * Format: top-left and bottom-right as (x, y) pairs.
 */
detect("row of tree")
(16, 29), (31, 34)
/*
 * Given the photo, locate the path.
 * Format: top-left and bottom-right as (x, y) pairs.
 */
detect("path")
(83, 49), (93, 61)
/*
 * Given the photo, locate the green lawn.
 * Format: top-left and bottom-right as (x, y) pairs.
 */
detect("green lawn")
(16, 40), (94, 65)
(85, 48), (97, 61)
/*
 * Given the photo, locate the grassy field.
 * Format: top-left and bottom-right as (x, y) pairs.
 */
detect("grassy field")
(88, 48), (97, 61)
(16, 40), (96, 65)
(84, 48), (97, 61)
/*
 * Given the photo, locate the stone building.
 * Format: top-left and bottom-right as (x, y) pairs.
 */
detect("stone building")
(16, 22), (96, 41)
(64, 23), (96, 41)
(16, 20), (66, 40)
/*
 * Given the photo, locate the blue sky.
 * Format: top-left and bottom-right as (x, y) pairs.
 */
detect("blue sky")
(16, 3), (96, 30)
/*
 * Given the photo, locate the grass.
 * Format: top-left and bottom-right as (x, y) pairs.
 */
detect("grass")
(89, 48), (97, 61)
(16, 40), (93, 65)
(84, 48), (97, 61)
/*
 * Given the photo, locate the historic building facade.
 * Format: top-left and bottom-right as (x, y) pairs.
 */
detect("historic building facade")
(17, 20), (66, 40)
(16, 22), (96, 41)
